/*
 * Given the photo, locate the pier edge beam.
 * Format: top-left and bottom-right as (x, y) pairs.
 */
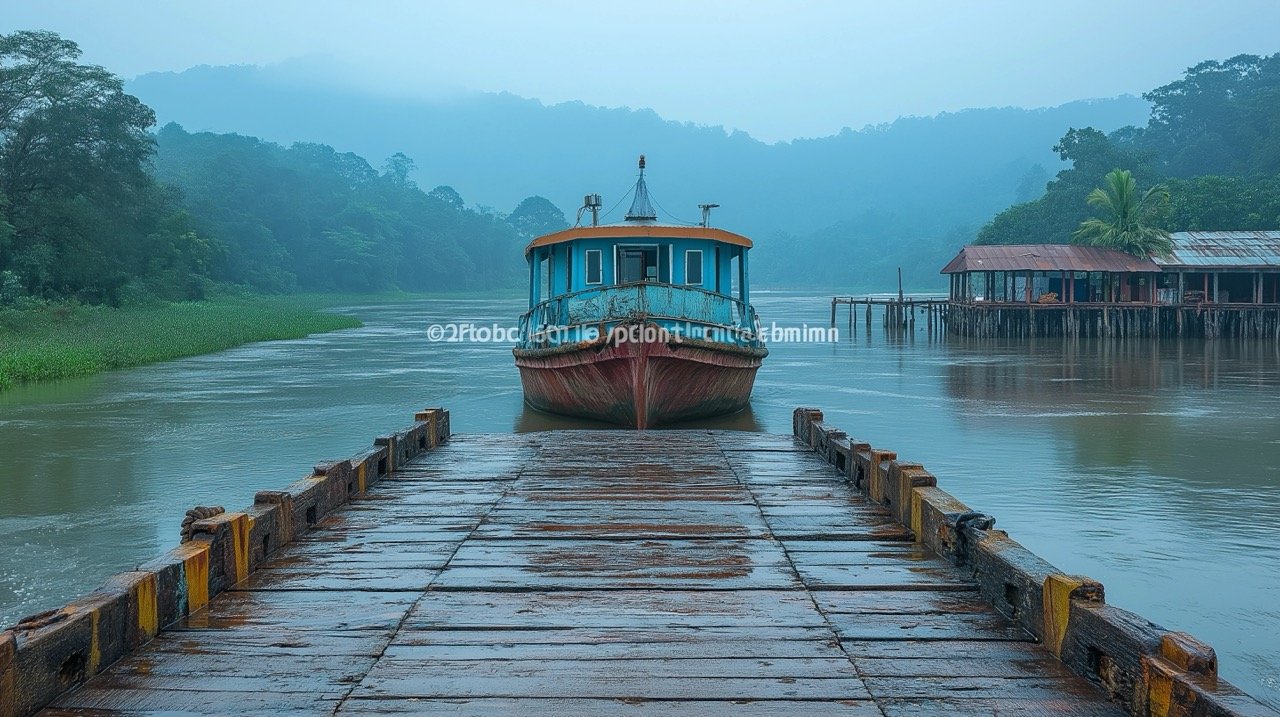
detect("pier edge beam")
(789, 407), (1274, 717)
(0, 407), (454, 717)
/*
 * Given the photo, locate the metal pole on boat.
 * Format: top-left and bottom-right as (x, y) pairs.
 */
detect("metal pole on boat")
(699, 203), (719, 228)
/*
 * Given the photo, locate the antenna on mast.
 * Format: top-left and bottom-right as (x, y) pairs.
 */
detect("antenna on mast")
(625, 154), (657, 222)
(699, 203), (719, 227)
(583, 194), (602, 226)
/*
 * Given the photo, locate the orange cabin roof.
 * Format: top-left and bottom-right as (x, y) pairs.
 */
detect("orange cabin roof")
(525, 224), (753, 256)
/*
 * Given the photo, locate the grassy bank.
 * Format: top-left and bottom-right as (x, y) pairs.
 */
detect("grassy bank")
(0, 296), (363, 391)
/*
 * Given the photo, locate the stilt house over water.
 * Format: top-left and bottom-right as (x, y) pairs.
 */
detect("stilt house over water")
(942, 231), (1280, 306)
(939, 231), (1280, 338)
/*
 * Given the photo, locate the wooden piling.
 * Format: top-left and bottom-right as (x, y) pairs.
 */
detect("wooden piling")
(940, 301), (1280, 339)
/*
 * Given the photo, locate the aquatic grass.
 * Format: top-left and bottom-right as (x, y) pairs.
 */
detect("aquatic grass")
(0, 296), (362, 391)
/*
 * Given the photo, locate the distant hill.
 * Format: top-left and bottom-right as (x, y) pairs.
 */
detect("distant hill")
(129, 62), (1150, 288)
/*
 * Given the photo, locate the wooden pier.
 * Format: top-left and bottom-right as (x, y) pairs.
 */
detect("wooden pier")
(831, 295), (1280, 339)
(3, 409), (1274, 716)
(830, 295), (950, 335)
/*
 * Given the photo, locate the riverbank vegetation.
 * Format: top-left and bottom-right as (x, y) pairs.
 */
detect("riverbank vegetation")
(0, 296), (361, 391)
(979, 54), (1280, 245)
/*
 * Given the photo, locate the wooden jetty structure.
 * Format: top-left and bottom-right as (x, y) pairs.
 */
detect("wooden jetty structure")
(941, 234), (1280, 339)
(830, 294), (950, 335)
(2, 408), (1276, 716)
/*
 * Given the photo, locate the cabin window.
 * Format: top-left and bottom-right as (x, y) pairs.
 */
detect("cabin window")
(585, 249), (602, 285)
(685, 250), (703, 285)
(618, 247), (659, 283)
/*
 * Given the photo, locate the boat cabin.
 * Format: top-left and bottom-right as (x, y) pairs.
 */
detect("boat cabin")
(517, 157), (760, 349)
(525, 224), (752, 307)
(524, 158), (752, 309)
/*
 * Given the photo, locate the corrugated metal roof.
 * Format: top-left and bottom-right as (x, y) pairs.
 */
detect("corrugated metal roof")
(939, 245), (1160, 274)
(1156, 231), (1280, 269)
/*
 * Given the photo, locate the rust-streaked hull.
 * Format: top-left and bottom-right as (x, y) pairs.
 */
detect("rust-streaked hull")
(514, 335), (765, 429)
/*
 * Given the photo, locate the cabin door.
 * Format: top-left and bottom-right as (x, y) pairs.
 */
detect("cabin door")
(618, 247), (659, 283)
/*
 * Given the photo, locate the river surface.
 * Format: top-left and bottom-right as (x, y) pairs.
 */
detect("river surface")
(1, 292), (1277, 706)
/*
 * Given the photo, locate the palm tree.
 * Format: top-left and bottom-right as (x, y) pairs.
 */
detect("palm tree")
(1072, 169), (1172, 257)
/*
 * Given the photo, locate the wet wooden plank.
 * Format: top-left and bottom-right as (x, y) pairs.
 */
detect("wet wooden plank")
(839, 639), (1066, 660)
(472, 522), (768, 540)
(880, 699), (1126, 717)
(348, 673), (874, 701)
(827, 612), (1035, 641)
(785, 540), (926, 553)
(790, 549), (936, 566)
(46, 689), (340, 715)
(399, 590), (828, 629)
(39, 430), (1122, 715)
(864, 676), (1118, 700)
(795, 564), (976, 590)
(444, 538), (783, 564)
(380, 638), (848, 661)
(234, 566), (440, 592)
(139, 630), (392, 657)
(338, 698), (880, 715)
(389, 626), (840, 647)
(857, 656), (1086, 679)
(428, 566), (799, 590)
(76, 671), (352, 695)
(810, 589), (990, 615)
(362, 657), (862, 679)
(170, 589), (418, 630)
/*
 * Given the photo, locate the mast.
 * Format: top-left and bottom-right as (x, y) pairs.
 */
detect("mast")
(625, 155), (657, 222)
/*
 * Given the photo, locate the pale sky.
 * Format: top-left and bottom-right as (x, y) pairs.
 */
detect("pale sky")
(4, 0), (1280, 142)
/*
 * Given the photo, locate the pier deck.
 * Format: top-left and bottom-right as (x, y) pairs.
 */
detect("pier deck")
(38, 429), (1123, 716)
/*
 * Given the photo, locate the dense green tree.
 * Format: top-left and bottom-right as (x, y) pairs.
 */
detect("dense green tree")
(427, 185), (464, 210)
(1158, 174), (1280, 231)
(0, 31), (211, 302)
(507, 196), (568, 239)
(1072, 169), (1172, 257)
(381, 152), (416, 187)
(1132, 54), (1280, 176)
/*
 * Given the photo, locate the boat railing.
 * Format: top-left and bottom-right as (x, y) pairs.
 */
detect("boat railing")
(517, 283), (763, 350)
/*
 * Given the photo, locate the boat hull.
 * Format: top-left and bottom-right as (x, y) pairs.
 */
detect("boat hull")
(514, 333), (765, 429)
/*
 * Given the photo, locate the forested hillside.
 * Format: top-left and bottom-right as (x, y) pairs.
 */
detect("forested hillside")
(128, 62), (1149, 241)
(978, 54), (1280, 246)
(151, 125), (545, 293)
(0, 31), (563, 304)
(127, 61), (1149, 289)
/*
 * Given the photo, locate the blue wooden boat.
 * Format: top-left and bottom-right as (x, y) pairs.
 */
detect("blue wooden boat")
(514, 157), (767, 428)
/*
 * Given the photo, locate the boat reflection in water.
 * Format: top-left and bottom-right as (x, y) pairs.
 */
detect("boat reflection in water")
(514, 156), (767, 429)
